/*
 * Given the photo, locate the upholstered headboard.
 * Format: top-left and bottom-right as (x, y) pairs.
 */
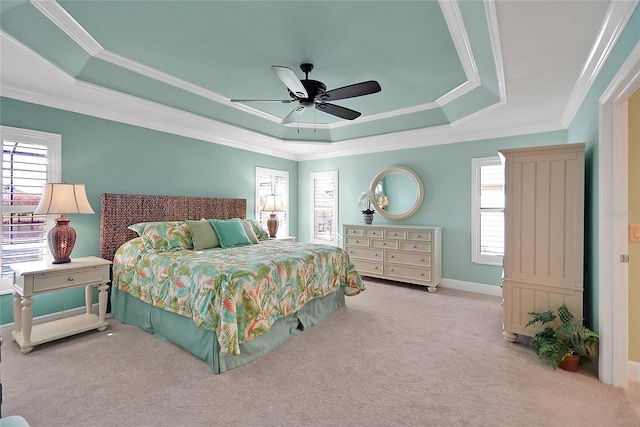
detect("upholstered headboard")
(99, 193), (247, 261)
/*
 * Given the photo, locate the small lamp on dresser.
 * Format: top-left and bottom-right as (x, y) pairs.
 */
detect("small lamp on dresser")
(261, 194), (284, 238)
(33, 183), (95, 264)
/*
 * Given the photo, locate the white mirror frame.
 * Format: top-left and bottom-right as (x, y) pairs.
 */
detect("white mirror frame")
(370, 165), (424, 221)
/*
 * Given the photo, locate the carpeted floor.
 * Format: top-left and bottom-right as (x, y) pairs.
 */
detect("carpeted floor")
(2, 279), (639, 427)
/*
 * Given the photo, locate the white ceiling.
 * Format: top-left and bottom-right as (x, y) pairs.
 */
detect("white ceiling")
(1, 0), (636, 160)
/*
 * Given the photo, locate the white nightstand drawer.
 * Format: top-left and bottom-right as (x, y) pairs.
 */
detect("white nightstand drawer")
(33, 267), (105, 293)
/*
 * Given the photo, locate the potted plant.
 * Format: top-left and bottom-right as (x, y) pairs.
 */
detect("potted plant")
(525, 303), (599, 371)
(358, 190), (376, 224)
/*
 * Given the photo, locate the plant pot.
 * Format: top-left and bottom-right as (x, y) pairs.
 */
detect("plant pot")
(363, 212), (374, 225)
(559, 354), (580, 371)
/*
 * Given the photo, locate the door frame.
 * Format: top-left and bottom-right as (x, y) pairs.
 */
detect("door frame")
(599, 41), (640, 386)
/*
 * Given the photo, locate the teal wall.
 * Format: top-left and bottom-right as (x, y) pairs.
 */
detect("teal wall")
(568, 5), (640, 329)
(0, 97), (298, 324)
(298, 130), (567, 286)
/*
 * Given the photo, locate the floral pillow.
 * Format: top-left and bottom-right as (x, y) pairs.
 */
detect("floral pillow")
(128, 221), (193, 252)
(246, 219), (270, 241)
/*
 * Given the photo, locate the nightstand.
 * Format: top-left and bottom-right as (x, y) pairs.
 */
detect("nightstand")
(273, 236), (296, 242)
(11, 256), (112, 354)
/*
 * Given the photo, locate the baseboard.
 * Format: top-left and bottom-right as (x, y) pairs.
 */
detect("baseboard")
(628, 360), (640, 383)
(0, 304), (103, 337)
(440, 278), (502, 297)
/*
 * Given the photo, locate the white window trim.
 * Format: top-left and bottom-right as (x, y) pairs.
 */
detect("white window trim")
(255, 167), (289, 237)
(471, 156), (504, 266)
(1, 126), (62, 294)
(310, 170), (338, 246)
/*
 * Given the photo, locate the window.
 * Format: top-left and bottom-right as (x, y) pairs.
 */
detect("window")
(1, 127), (61, 294)
(255, 167), (289, 237)
(310, 170), (338, 246)
(471, 156), (504, 265)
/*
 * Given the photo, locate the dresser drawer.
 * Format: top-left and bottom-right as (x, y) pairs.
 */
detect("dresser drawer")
(371, 239), (398, 249)
(345, 226), (364, 237)
(399, 241), (431, 253)
(345, 236), (369, 247)
(33, 267), (106, 293)
(352, 259), (383, 275)
(408, 230), (431, 241)
(383, 229), (407, 240)
(364, 228), (384, 238)
(384, 264), (431, 282)
(385, 251), (431, 267)
(346, 247), (382, 260)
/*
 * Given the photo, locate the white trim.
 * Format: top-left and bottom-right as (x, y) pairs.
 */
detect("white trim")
(0, 303), (104, 336)
(629, 361), (640, 383)
(598, 40), (640, 387)
(439, 278), (502, 297)
(31, 0), (104, 56)
(562, 0), (639, 127)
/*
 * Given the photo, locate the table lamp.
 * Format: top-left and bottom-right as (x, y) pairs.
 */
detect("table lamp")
(33, 183), (95, 264)
(261, 194), (284, 238)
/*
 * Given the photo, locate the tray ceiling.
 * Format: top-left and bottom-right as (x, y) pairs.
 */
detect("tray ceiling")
(0, 0), (627, 159)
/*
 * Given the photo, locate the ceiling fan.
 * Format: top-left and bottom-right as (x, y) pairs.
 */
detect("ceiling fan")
(231, 63), (381, 124)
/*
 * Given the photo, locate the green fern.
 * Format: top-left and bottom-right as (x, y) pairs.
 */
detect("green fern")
(526, 303), (599, 369)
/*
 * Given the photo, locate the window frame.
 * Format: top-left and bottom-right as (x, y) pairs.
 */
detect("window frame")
(471, 156), (504, 266)
(1, 126), (62, 294)
(310, 170), (338, 246)
(255, 167), (289, 238)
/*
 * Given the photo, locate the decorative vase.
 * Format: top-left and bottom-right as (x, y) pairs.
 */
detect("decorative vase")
(559, 354), (580, 371)
(363, 212), (374, 225)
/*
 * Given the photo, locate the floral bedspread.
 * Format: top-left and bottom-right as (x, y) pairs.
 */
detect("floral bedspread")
(112, 238), (364, 355)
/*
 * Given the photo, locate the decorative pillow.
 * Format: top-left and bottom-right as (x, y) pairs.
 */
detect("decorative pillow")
(127, 221), (193, 252)
(209, 218), (252, 248)
(247, 218), (270, 240)
(241, 220), (259, 244)
(185, 219), (220, 250)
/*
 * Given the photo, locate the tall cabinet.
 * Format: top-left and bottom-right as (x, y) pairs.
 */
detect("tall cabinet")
(500, 143), (585, 341)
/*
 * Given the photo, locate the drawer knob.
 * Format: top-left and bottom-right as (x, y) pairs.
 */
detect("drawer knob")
(390, 268), (394, 272)
(420, 258), (424, 262)
(372, 232), (376, 235)
(349, 250), (353, 253)
(420, 273), (424, 276)
(352, 230), (356, 233)
(390, 255), (394, 258)
(417, 234), (421, 238)
(374, 267), (378, 270)
(393, 233), (397, 236)
(355, 240), (359, 243)
(67, 276), (74, 282)
(413, 245), (417, 249)
(375, 253), (379, 256)
(382, 242), (386, 246)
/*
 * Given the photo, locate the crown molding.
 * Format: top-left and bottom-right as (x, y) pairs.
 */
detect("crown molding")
(561, 0), (639, 127)
(31, 0), (103, 55)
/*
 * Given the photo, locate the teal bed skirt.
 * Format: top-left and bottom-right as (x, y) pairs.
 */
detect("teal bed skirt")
(111, 287), (346, 373)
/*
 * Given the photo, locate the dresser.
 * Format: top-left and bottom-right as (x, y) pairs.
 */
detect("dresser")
(343, 224), (442, 292)
(500, 143), (585, 341)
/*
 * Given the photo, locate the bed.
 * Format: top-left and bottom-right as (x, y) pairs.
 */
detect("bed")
(99, 193), (364, 373)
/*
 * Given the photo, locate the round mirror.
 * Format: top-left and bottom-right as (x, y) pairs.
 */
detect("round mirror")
(370, 166), (424, 221)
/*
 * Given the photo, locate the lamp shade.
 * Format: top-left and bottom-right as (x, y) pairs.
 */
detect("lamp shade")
(33, 183), (95, 215)
(33, 183), (94, 264)
(261, 194), (284, 212)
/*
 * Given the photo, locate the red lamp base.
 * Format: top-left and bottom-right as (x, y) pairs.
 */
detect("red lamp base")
(267, 213), (279, 238)
(48, 215), (76, 264)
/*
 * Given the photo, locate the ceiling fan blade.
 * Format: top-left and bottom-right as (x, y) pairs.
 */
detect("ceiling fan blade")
(315, 103), (361, 120)
(282, 106), (307, 124)
(318, 80), (381, 102)
(230, 99), (295, 103)
(272, 66), (308, 99)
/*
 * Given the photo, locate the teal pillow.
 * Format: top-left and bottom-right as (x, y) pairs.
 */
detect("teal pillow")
(185, 219), (220, 250)
(209, 218), (252, 248)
